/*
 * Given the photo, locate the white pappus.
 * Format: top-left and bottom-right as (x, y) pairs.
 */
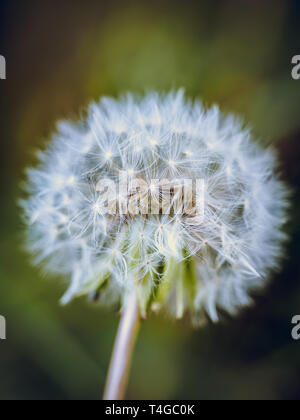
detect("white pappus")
(20, 90), (289, 324)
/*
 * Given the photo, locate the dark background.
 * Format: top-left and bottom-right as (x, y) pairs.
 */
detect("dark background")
(0, 0), (300, 400)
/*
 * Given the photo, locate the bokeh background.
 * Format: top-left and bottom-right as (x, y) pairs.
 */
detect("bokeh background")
(0, 0), (300, 400)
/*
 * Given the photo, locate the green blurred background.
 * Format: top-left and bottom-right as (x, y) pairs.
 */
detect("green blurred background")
(0, 0), (300, 400)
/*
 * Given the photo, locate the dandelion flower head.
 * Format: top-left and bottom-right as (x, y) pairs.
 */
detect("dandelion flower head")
(21, 91), (289, 323)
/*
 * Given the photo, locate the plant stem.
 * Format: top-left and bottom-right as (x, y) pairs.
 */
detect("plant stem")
(103, 289), (141, 400)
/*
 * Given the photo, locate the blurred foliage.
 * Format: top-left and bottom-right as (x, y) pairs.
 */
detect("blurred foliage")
(0, 0), (300, 400)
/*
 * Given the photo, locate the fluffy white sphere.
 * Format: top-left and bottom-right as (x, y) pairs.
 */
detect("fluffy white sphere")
(21, 90), (289, 323)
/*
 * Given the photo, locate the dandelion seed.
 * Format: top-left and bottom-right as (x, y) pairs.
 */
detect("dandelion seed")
(93, 203), (100, 213)
(105, 151), (113, 160)
(149, 138), (158, 147)
(127, 169), (135, 177)
(68, 175), (76, 184)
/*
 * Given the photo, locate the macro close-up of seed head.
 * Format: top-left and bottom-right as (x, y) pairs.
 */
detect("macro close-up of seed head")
(21, 90), (289, 324)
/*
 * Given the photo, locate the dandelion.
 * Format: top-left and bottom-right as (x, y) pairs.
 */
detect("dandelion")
(20, 90), (289, 400)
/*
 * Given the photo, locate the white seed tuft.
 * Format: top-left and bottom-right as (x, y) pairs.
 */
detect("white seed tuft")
(20, 90), (289, 323)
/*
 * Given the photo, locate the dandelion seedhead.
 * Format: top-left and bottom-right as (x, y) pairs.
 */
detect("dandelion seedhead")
(21, 90), (289, 323)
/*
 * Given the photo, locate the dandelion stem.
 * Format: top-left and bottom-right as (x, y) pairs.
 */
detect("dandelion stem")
(103, 289), (141, 400)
